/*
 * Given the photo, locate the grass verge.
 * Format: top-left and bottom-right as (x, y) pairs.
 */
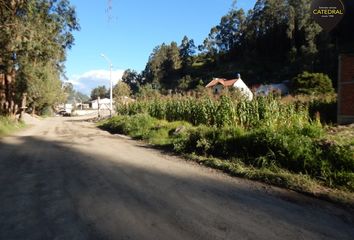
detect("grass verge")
(0, 116), (25, 136)
(184, 154), (354, 207)
(98, 114), (354, 208)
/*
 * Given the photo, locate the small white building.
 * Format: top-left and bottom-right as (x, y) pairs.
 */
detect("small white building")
(64, 104), (73, 113)
(90, 98), (114, 110)
(206, 75), (253, 100)
(255, 83), (289, 96)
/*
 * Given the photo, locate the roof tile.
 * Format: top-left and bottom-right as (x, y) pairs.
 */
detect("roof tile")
(206, 78), (238, 88)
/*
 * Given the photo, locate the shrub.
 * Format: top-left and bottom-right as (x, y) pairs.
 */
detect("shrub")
(245, 128), (319, 174)
(98, 114), (157, 138)
(40, 106), (54, 116)
(292, 71), (334, 95)
(123, 114), (157, 139)
(147, 120), (192, 146)
(98, 115), (129, 134)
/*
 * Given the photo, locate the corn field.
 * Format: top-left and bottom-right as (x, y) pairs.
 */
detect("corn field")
(116, 95), (312, 130)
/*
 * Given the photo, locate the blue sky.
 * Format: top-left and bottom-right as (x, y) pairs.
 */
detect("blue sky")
(65, 0), (256, 94)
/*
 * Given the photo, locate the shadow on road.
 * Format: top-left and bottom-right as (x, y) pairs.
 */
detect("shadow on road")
(0, 136), (353, 240)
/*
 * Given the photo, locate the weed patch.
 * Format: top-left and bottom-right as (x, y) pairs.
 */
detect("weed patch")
(0, 117), (24, 136)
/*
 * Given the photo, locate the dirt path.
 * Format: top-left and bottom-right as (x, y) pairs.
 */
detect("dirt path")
(0, 116), (353, 240)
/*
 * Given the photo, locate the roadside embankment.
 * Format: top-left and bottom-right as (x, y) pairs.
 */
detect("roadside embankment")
(98, 114), (354, 208)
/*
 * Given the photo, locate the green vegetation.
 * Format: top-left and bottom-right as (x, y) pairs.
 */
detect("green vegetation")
(90, 82), (132, 102)
(99, 96), (354, 196)
(292, 72), (335, 95)
(117, 95), (310, 129)
(282, 94), (337, 124)
(185, 154), (354, 205)
(90, 85), (110, 100)
(0, 117), (24, 136)
(120, 0), (353, 94)
(0, 0), (79, 116)
(113, 82), (132, 100)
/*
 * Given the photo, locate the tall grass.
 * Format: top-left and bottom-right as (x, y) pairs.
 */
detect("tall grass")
(0, 116), (23, 135)
(116, 95), (311, 130)
(282, 93), (337, 124)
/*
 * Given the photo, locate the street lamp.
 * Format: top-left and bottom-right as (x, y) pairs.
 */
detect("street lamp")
(100, 53), (113, 117)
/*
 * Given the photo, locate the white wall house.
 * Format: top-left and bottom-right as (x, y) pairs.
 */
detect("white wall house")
(64, 104), (73, 113)
(233, 78), (254, 101)
(256, 83), (289, 96)
(91, 98), (114, 110)
(206, 75), (253, 101)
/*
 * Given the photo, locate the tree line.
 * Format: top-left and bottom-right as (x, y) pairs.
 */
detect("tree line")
(120, 0), (353, 95)
(0, 0), (79, 116)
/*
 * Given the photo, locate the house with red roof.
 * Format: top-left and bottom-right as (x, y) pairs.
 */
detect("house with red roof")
(206, 74), (253, 100)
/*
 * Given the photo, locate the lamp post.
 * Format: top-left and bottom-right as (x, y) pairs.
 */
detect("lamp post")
(100, 53), (113, 117)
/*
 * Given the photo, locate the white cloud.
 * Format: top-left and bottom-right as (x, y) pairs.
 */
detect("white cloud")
(66, 69), (125, 94)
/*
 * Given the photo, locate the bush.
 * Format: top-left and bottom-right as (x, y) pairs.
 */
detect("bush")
(246, 128), (320, 173)
(171, 123), (353, 189)
(292, 71), (334, 95)
(99, 115), (129, 134)
(99, 115), (192, 146)
(40, 106), (54, 116)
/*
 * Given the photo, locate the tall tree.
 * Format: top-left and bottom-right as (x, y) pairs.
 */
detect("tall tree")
(0, 0), (79, 116)
(90, 85), (108, 100)
(201, 5), (246, 55)
(74, 91), (90, 103)
(113, 81), (131, 99)
(240, 0), (322, 80)
(143, 42), (182, 90)
(63, 82), (75, 98)
(121, 69), (142, 94)
(179, 36), (196, 70)
(141, 0), (348, 90)
(285, 0), (322, 71)
(63, 82), (89, 103)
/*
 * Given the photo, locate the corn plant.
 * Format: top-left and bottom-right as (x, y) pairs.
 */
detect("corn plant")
(115, 95), (313, 130)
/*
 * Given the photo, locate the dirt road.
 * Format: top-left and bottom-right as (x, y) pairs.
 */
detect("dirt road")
(0, 117), (353, 240)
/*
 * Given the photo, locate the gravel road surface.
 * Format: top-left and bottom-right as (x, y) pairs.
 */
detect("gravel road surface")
(0, 116), (353, 240)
